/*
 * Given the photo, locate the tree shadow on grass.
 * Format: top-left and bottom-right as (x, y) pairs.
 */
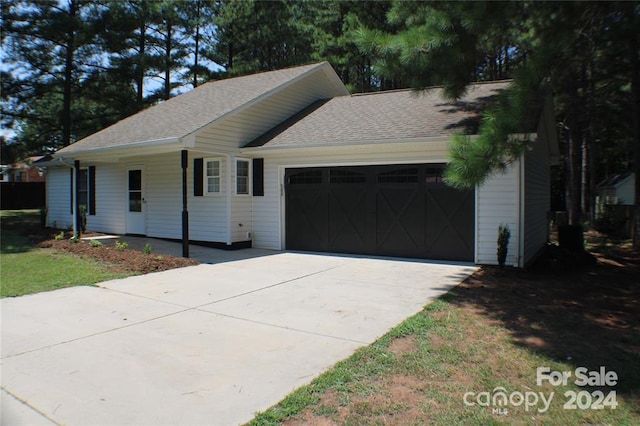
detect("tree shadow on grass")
(1, 210), (53, 254)
(443, 244), (640, 408)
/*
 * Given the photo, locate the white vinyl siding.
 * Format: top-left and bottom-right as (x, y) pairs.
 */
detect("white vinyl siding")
(46, 167), (73, 229)
(475, 162), (520, 267)
(86, 163), (126, 234)
(615, 176), (636, 205)
(142, 152), (227, 242)
(195, 71), (342, 153)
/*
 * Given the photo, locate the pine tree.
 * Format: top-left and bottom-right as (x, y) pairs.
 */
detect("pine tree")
(2, 0), (107, 150)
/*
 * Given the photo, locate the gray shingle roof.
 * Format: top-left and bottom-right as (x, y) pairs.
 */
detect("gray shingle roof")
(245, 81), (511, 148)
(58, 63), (328, 154)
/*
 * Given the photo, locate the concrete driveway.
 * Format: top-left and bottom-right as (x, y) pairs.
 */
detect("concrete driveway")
(1, 251), (476, 425)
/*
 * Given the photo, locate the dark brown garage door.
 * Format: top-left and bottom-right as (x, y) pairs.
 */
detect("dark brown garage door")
(285, 164), (475, 261)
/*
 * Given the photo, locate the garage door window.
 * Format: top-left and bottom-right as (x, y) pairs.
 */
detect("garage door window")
(329, 169), (365, 184)
(425, 166), (444, 184)
(377, 167), (418, 184)
(288, 170), (322, 185)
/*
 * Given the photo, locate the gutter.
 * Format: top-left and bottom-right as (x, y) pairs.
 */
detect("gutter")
(239, 135), (463, 155)
(55, 137), (181, 157)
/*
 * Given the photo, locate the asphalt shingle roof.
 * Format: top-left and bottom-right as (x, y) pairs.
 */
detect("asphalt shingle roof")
(245, 81), (511, 148)
(58, 63), (327, 154)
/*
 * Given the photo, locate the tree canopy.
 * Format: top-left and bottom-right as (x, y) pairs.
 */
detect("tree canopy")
(2, 0), (638, 243)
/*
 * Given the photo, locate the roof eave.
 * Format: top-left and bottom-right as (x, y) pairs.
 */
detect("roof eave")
(53, 137), (182, 161)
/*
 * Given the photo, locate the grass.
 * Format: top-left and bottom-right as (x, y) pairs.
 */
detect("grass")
(1, 210), (132, 297)
(249, 259), (640, 425)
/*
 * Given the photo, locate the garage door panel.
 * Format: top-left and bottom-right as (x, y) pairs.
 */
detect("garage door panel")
(328, 187), (368, 252)
(376, 187), (425, 256)
(285, 169), (328, 251)
(425, 187), (475, 261)
(285, 164), (474, 262)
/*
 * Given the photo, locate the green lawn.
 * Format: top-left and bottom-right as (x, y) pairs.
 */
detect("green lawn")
(249, 246), (640, 425)
(251, 298), (639, 425)
(0, 210), (132, 297)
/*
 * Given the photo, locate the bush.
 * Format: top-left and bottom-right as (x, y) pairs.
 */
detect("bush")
(115, 240), (128, 251)
(55, 231), (65, 241)
(90, 240), (103, 248)
(497, 224), (510, 268)
(79, 204), (87, 234)
(143, 243), (152, 255)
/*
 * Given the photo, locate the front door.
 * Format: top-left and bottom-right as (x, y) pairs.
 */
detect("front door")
(126, 166), (146, 235)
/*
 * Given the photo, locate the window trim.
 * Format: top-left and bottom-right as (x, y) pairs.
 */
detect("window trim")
(204, 157), (223, 196)
(235, 158), (251, 196)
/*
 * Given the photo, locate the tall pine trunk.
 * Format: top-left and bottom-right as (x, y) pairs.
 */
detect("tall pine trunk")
(193, 0), (201, 88)
(136, 17), (146, 110)
(62, 0), (77, 147)
(164, 20), (172, 100)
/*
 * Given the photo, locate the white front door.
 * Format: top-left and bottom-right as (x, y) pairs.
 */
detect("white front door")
(126, 166), (146, 235)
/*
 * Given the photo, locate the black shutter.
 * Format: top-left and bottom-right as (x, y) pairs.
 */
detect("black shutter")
(252, 158), (264, 196)
(194, 158), (203, 196)
(70, 168), (73, 214)
(88, 166), (96, 215)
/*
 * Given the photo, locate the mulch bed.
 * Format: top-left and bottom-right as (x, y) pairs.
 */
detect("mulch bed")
(39, 236), (199, 274)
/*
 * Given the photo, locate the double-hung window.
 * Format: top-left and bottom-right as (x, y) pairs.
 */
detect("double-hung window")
(205, 158), (221, 195)
(236, 159), (250, 195)
(78, 169), (89, 208)
(70, 166), (96, 215)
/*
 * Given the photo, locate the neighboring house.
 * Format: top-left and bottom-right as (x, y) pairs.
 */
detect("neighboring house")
(0, 157), (46, 182)
(596, 171), (636, 205)
(41, 62), (558, 267)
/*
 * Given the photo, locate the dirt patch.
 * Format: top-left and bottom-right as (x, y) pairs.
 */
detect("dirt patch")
(39, 235), (199, 274)
(388, 335), (418, 356)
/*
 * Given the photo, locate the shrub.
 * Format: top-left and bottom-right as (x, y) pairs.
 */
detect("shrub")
(115, 240), (129, 251)
(497, 224), (510, 268)
(79, 205), (87, 234)
(90, 240), (103, 248)
(143, 243), (152, 255)
(55, 231), (65, 241)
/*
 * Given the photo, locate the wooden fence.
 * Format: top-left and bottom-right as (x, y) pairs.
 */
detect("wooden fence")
(1, 182), (46, 210)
